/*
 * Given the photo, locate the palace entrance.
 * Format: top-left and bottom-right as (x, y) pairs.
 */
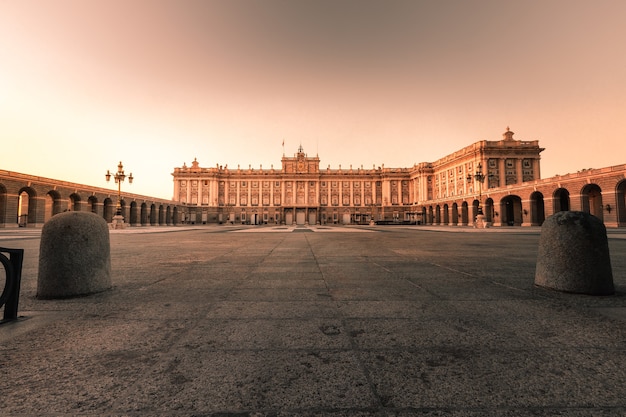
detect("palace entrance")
(296, 209), (306, 225)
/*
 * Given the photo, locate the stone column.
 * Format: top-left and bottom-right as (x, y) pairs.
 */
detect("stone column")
(281, 181), (286, 208)
(327, 182), (331, 210)
(173, 179), (180, 201)
(196, 178), (202, 207)
(347, 181), (352, 208)
(515, 159), (523, 185)
(236, 180), (240, 207)
(532, 158), (541, 180)
(316, 180), (321, 224)
(499, 159), (506, 187)
(382, 180), (390, 220)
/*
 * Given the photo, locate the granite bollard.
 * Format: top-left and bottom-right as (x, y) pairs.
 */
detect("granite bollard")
(37, 211), (112, 299)
(535, 211), (614, 295)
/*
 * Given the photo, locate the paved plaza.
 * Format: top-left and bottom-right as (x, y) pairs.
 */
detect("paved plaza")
(1, 224), (626, 416)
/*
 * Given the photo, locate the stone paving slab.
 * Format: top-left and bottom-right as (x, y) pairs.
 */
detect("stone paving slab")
(1, 225), (625, 416)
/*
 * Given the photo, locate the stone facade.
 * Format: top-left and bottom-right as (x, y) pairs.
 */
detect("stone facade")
(0, 171), (184, 228)
(2, 128), (623, 228)
(175, 129), (606, 226)
(173, 144), (415, 225)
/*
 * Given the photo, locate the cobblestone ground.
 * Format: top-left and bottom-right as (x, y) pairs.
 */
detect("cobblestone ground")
(1, 225), (625, 416)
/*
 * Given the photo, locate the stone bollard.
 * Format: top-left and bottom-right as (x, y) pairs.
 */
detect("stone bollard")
(37, 211), (112, 299)
(535, 211), (614, 295)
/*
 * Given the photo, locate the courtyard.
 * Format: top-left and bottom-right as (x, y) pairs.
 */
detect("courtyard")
(1, 224), (625, 416)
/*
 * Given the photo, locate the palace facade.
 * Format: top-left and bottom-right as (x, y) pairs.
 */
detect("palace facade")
(173, 128), (590, 226)
(2, 128), (622, 229)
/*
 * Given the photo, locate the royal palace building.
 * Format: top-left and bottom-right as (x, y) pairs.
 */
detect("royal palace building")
(172, 128), (562, 226)
(2, 129), (623, 229)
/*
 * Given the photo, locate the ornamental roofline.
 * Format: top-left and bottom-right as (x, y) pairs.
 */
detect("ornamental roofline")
(172, 128), (543, 176)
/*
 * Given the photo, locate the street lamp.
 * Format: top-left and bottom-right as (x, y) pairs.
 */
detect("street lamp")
(106, 161), (133, 216)
(467, 162), (485, 215)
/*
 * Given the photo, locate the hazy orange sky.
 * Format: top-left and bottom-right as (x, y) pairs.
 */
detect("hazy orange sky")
(1, 0), (625, 199)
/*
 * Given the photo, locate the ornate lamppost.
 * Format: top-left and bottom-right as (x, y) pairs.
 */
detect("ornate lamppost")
(105, 162), (133, 227)
(467, 162), (486, 226)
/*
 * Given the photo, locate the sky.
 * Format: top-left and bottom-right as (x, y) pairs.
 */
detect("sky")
(1, 0), (625, 200)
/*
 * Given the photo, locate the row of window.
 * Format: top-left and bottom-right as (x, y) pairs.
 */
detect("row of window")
(229, 181), (383, 188)
(180, 180), (407, 188)
(438, 159), (536, 180)
(229, 212), (410, 223)
(181, 194), (411, 206)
